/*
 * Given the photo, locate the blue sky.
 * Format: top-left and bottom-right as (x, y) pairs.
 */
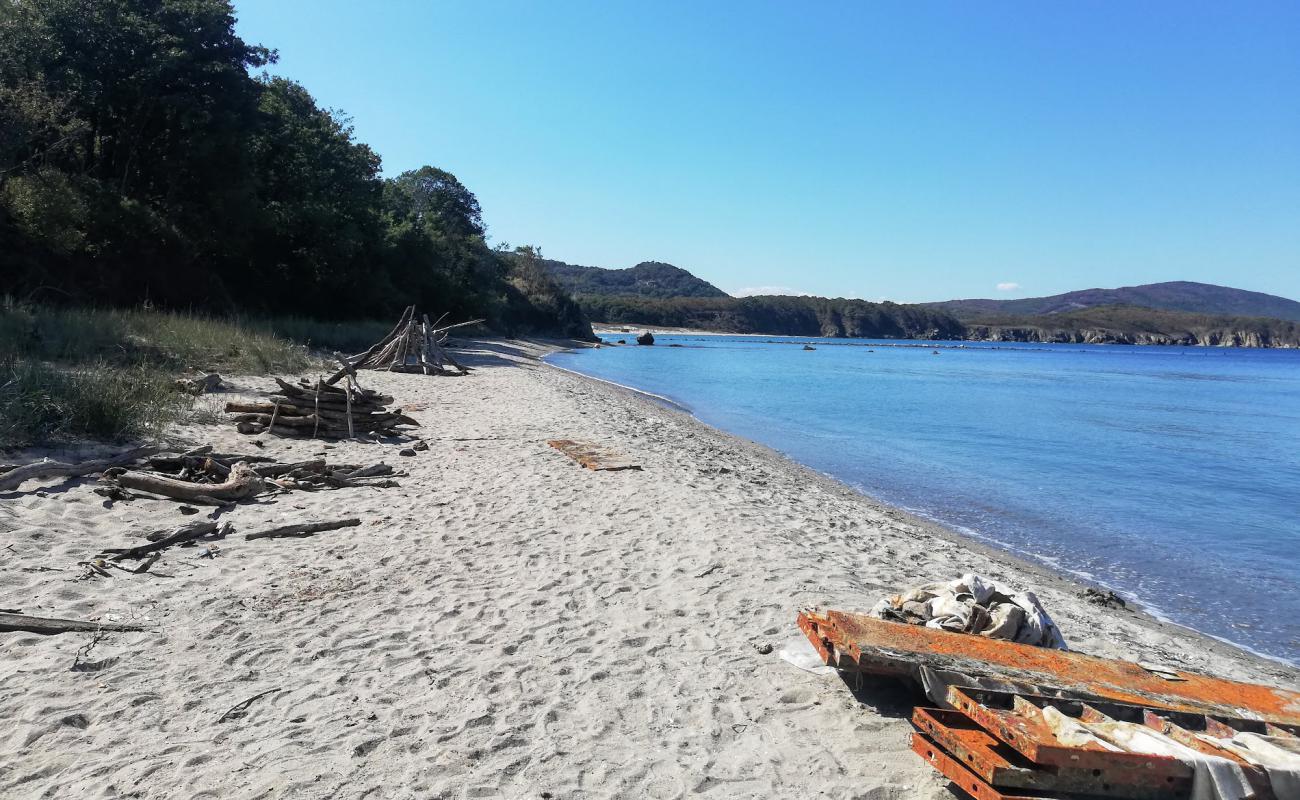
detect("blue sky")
(234, 1), (1299, 303)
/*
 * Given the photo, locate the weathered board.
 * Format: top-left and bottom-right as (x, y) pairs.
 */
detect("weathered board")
(547, 440), (642, 472)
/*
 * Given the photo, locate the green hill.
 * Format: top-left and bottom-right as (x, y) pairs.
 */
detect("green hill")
(539, 259), (729, 299)
(928, 281), (1300, 322)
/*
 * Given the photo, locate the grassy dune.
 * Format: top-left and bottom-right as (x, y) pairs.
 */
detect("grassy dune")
(0, 303), (392, 449)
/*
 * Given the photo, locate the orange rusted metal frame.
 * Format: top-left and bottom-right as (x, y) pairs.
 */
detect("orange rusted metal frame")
(912, 707), (1190, 799)
(546, 440), (642, 471)
(798, 608), (1300, 725)
(910, 732), (1057, 800)
(946, 687), (1191, 787)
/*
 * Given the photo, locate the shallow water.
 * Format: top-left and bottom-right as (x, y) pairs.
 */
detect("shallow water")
(548, 336), (1300, 665)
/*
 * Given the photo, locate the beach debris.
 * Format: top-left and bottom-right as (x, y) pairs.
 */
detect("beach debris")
(798, 609), (1300, 799)
(326, 305), (480, 380)
(547, 440), (642, 472)
(217, 687), (280, 723)
(174, 372), (223, 395)
(1082, 587), (1129, 610)
(96, 451), (398, 506)
(107, 462), (267, 504)
(870, 573), (1067, 650)
(244, 518), (361, 541)
(797, 608), (1300, 723)
(99, 521), (231, 561)
(227, 377), (419, 439)
(0, 611), (146, 636)
(0, 445), (161, 493)
(637, 331), (655, 345)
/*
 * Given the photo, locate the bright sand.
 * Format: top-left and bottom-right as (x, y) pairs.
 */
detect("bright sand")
(2, 339), (1296, 799)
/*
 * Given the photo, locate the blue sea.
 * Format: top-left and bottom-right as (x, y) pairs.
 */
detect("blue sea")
(547, 335), (1300, 665)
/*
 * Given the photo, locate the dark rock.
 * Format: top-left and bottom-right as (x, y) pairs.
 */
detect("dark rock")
(636, 331), (655, 346)
(399, 448), (417, 457)
(755, 642), (774, 655)
(412, 440), (429, 452)
(1081, 587), (1128, 610)
(802, 344), (816, 351)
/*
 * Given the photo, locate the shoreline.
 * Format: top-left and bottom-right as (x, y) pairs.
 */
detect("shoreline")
(2, 337), (1295, 797)
(543, 344), (1300, 675)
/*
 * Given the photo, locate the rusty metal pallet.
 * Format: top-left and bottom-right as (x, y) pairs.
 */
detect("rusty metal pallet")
(947, 686), (1289, 799)
(797, 608), (1300, 725)
(912, 707), (1191, 799)
(911, 731), (1074, 800)
(802, 608), (1300, 800)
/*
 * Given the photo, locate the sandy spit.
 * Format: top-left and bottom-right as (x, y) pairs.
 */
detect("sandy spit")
(1, 339), (1296, 800)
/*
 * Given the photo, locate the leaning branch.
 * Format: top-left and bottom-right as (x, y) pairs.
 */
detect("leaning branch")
(244, 518), (361, 541)
(0, 612), (146, 635)
(0, 446), (160, 493)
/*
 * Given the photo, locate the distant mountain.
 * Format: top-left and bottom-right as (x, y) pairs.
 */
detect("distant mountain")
(962, 305), (1300, 348)
(927, 281), (1300, 322)
(539, 259), (730, 299)
(581, 294), (964, 339)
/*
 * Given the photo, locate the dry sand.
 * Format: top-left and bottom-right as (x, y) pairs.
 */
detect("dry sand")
(2, 339), (1296, 799)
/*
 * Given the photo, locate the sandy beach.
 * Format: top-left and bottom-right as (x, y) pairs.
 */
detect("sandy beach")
(2, 339), (1296, 800)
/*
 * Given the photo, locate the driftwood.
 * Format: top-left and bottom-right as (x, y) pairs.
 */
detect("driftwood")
(231, 376), (416, 440)
(217, 687), (280, 723)
(100, 521), (226, 560)
(324, 306), (415, 385)
(325, 305), (479, 380)
(110, 462), (266, 502)
(253, 459), (327, 478)
(0, 612), (145, 635)
(245, 518), (361, 540)
(0, 446), (160, 493)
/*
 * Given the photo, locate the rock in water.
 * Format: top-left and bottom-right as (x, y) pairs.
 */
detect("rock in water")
(636, 331), (655, 346)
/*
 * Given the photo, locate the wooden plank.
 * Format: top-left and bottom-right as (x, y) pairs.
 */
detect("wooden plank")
(547, 440), (642, 472)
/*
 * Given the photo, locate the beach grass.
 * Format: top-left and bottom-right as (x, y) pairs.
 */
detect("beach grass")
(0, 301), (394, 449)
(0, 357), (189, 448)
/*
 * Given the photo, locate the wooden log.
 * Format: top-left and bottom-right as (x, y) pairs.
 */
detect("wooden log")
(253, 460), (327, 478)
(270, 396), (390, 412)
(244, 518), (361, 541)
(100, 521), (221, 560)
(336, 463), (393, 479)
(325, 305), (414, 385)
(110, 462), (266, 502)
(0, 612), (145, 635)
(0, 446), (160, 493)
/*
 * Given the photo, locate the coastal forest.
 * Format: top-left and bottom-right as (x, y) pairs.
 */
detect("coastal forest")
(0, 0), (592, 339)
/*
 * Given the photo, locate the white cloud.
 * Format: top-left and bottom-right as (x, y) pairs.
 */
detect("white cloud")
(996, 282), (1022, 292)
(733, 286), (812, 297)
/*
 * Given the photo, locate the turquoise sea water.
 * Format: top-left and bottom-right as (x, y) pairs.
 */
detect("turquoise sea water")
(547, 336), (1300, 665)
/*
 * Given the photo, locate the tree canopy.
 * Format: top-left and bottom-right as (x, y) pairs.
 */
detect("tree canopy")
(0, 0), (593, 339)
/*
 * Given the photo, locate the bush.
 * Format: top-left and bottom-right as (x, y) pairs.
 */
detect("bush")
(0, 358), (189, 448)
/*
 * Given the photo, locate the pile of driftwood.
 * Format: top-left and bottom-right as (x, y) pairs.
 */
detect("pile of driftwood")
(225, 378), (418, 439)
(96, 446), (401, 504)
(327, 305), (480, 379)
